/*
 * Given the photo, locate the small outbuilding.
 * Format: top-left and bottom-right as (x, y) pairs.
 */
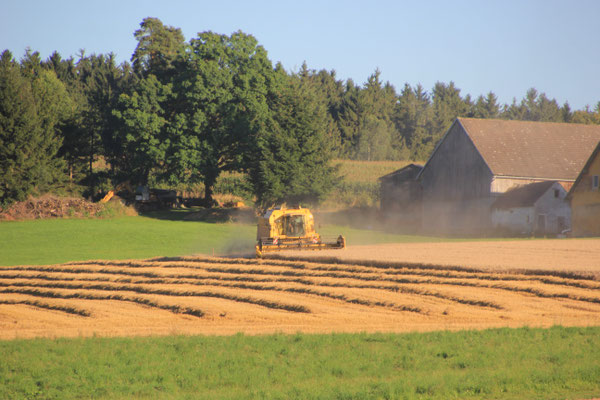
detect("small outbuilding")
(491, 181), (570, 236)
(566, 141), (600, 237)
(379, 163), (423, 212)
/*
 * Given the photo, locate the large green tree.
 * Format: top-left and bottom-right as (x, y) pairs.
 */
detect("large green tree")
(0, 51), (66, 207)
(131, 17), (186, 80)
(166, 30), (272, 203)
(296, 64), (343, 156)
(112, 74), (171, 185)
(248, 68), (338, 208)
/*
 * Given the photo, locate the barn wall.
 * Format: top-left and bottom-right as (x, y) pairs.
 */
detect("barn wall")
(491, 207), (534, 235)
(420, 121), (494, 232)
(533, 182), (571, 235)
(571, 200), (600, 236)
(380, 181), (420, 212)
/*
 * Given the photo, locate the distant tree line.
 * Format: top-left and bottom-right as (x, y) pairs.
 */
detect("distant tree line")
(1, 17), (599, 209)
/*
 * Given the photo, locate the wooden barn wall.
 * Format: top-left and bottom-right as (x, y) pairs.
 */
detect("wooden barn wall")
(420, 122), (494, 233)
(420, 123), (493, 201)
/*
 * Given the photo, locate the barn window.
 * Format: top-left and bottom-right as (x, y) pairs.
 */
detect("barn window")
(593, 175), (599, 190)
(554, 189), (560, 198)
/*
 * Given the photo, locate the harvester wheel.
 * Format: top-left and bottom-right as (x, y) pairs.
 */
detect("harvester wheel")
(255, 245), (263, 258)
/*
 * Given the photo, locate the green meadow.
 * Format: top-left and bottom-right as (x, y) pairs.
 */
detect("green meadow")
(0, 211), (454, 266)
(0, 214), (252, 266)
(1, 327), (599, 399)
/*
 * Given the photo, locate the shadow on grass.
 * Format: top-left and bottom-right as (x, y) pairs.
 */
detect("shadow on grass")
(140, 207), (256, 223)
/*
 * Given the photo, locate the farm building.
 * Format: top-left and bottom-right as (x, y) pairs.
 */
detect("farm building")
(566, 141), (600, 237)
(379, 163), (423, 212)
(418, 118), (600, 234)
(491, 181), (570, 236)
(378, 164), (423, 227)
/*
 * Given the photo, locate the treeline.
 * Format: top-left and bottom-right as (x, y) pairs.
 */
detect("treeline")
(2, 17), (599, 209)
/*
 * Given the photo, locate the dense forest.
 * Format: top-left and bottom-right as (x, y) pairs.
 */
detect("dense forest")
(2, 17), (600, 209)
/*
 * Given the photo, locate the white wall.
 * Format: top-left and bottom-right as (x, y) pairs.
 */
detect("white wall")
(533, 182), (571, 234)
(492, 182), (571, 236)
(492, 207), (535, 235)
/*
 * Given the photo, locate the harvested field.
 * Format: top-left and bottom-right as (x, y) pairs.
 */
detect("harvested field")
(1, 253), (599, 339)
(280, 238), (600, 276)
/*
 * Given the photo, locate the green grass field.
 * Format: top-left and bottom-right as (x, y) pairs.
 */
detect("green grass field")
(0, 214), (252, 267)
(0, 211), (458, 266)
(1, 326), (599, 399)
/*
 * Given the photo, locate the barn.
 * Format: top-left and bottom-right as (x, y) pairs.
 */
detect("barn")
(378, 164), (423, 228)
(418, 118), (600, 234)
(566, 141), (600, 237)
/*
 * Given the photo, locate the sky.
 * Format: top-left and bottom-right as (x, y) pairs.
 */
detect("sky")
(2, 0), (599, 110)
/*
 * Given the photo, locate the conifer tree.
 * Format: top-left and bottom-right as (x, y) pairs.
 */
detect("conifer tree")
(395, 83), (433, 160)
(0, 51), (65, 207)
(249, 69), (337, 208)
(472, 92), (500, 119)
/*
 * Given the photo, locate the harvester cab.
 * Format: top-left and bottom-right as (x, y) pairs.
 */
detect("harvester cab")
(255, 205), (345, 257)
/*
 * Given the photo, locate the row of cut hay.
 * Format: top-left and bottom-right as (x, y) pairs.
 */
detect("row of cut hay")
(5, 257), (600, 319)
(0, 288), (205, 318)
(0, 273), (423, 314)
(5, 260), (600, 292)
(265, 254), (600, 281)
(252, 258), (600, 289)
(7, 258), (600, 308)
(0, 280), (310, 314)
(136, 260), (600, 304)
(120, 255), (600, 291)
(0, 299), (90, 316)
(0, 265), (504, 312)
(5, 263), (598, 313)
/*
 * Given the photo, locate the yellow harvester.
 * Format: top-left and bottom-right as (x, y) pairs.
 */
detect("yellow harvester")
(255, 205), (345, 257)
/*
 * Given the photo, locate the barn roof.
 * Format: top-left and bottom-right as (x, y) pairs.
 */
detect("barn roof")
(491, 181), (557, 209)
(378, 163), (423, 183)
(566, 141), (600, 199)
(457, 118), (600, 181)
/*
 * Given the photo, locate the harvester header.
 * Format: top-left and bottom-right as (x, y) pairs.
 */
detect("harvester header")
(255, 205), (345, 257)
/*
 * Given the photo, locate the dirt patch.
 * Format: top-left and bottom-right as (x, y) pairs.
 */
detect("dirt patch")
(0, 194), (136, 221)
(1, 255), (599, 339)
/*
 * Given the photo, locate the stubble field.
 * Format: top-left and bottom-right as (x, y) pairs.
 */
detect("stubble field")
(283, 238), (600, 274)
(2, 239), (600, 339)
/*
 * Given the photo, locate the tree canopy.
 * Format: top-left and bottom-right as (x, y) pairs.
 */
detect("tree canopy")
(1, 17), (599, 208)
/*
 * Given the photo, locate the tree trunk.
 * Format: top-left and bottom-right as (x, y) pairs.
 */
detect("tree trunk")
(89, 132), (94, 201)
(203, 173), (218, 207)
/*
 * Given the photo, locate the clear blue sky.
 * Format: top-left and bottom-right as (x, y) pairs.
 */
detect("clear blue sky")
(2, 0), (599, 110)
